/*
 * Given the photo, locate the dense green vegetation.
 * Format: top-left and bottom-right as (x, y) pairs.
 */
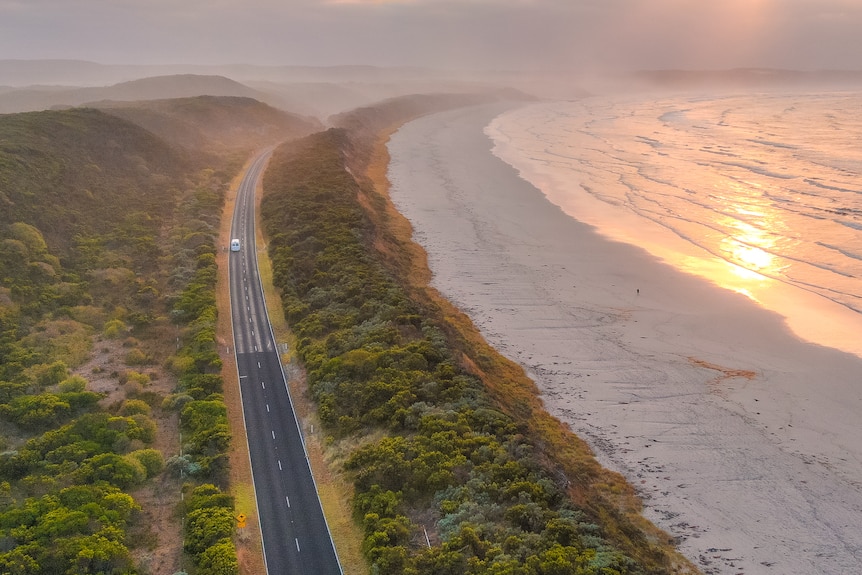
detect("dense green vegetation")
(0, 101), (273, 574)
(0, 108), (184, 574)
(261, 126), (681, 575)
(160, 170), (239, 574)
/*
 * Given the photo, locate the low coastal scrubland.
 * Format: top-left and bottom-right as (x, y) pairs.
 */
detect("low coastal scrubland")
(259, 95), (697, 574)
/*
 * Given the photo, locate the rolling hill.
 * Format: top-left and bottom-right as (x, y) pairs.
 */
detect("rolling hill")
(95, 95), (321, 153)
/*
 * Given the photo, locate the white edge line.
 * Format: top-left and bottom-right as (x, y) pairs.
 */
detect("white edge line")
(227, 149), (276, 575)
(251, 151), (345, 574)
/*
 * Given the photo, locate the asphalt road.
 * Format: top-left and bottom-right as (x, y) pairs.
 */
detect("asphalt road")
(229, 149), (342, 575)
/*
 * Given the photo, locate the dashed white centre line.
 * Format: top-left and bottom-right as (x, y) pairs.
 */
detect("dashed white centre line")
(261, 381), (266, 389)
(295, 539), (300, 552)
(257, 362), (261, 368)
(266, 404), (270, 412)
(271, 430), (276, 440)
(278, 460), (282, 470)
(285, 496), (290, 507)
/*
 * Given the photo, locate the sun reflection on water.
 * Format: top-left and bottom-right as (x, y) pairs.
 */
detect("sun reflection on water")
(691, 194), (793, 303)
(489, 93), (862, 358)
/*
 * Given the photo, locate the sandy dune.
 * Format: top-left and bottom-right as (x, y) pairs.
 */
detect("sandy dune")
(386, 104), (862, 575)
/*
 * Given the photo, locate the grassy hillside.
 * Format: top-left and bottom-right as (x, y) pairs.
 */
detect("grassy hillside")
(0, 108), (187, 263)
(260, 95), (697, 575)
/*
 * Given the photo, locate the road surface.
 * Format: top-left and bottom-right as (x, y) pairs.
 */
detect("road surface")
(229, 149), (342, 575)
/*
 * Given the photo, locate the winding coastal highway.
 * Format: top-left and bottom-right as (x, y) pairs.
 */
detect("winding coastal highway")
(229, 150), (342, 575)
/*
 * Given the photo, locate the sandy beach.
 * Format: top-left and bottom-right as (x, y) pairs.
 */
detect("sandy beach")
(386, 103), (862, 575)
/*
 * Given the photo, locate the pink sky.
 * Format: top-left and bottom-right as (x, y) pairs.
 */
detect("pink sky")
(1, 0), (860, 70)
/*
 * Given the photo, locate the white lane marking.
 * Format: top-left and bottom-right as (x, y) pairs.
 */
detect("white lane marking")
(257, 362), (261, 368)
(278, 460), (282, 470)
(271, 430), (276, 440)
(261, 381), (266, 389)
(266, 404), (270, 412)
(254, 345), (258, 351)
(295, 539), (300, 552)
(285, 495), (290, 507)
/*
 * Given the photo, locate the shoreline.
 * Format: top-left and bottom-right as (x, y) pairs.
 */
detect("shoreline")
(485, 99), (862, 361)
(385, 103), (862, 575)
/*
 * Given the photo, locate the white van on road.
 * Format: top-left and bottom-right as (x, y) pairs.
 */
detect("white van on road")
(230, 239), (241, 252)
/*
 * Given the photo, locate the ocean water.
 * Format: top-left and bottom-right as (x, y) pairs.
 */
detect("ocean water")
(486, 92), (862, 357)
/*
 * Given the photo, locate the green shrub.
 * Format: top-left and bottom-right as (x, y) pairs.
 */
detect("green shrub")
(124, 348), (149, 366)
(119, 398), (152, 416)
(103, 318), (128, 338)
(128, 448), (165, 478)
(1, 393), (72, 430)
(28, 361), (69, 387)
(197, 538), (239, 575)
(58, 375), (87, 393)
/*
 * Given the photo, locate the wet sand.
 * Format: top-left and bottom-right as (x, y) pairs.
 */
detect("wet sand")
(386, 103), (862, 575)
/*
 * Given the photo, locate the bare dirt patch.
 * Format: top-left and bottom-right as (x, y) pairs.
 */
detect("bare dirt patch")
(74, 333), (184, 574)
(77, 338), (135, 404)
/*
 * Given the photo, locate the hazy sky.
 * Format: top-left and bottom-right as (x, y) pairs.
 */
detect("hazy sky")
(1, 0), (861, 71)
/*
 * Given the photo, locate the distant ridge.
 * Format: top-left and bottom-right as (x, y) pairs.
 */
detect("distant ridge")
(0, 73), (275, 114)
(88, 74), (262, 101)
(633, 68), (862, 88)
(0, 59), (118, 86)
(95, 95), (321, 152)
(0, 59), (445, 88)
